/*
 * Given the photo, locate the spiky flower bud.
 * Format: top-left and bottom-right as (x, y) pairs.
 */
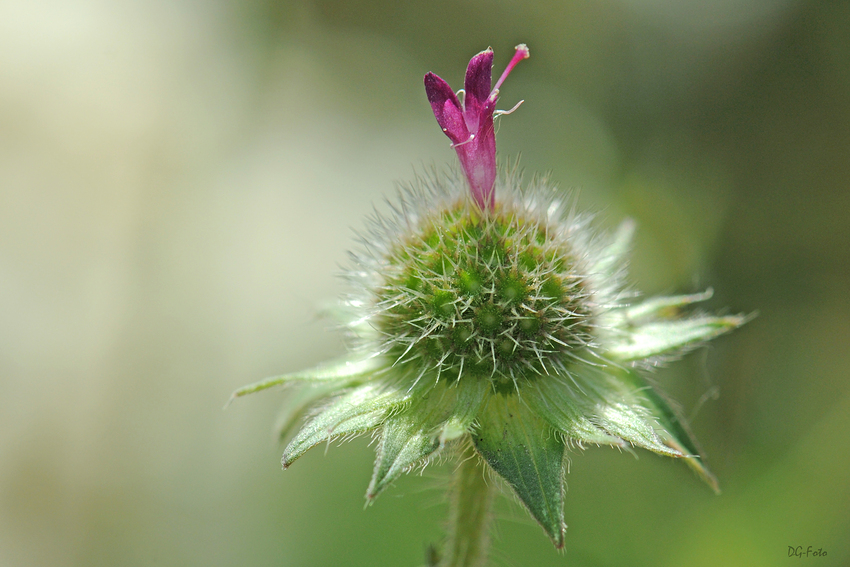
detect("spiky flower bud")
(231, 45), (746, 552)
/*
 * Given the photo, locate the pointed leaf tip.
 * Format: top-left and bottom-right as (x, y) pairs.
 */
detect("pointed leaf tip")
(281, 383), (403, 468)
(609, 314), (747, 362)
(366, 381), (488, 501)
(628, 369), (721, 492)
(366, 416), (440, 500)
(229, 356), (381, 401)
(473, 395), (567, 547)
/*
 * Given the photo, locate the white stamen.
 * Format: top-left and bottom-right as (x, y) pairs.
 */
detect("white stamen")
(450, 134), (475, 148)
(494, 100), (525, 117)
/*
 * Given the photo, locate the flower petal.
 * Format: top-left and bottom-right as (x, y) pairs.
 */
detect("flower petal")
(424, 72), (468, 145)
(473, 394), (567, 548)
(458, 108), (497, 210)
(281, 382), (405, 468)
(463, 48), (494, 129)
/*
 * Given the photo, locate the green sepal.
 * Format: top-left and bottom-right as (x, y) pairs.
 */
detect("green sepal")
(608, 314), (746, 362)
(367, 415), (439, 501)
(366, 380), (488, 500)
(228, 356), (382, 403)
(584, 368), (684, 457)
(525, 377), (625, 447)
(621, 289), (714, 323)
(620, 368), (720, 492)
(274, 382), (346, 443)
(592, 219), (635, 279)
(281, 382), (404, 468)
(590, 399), (682, 458)
(438, 379), (489, 445)
(472, 394), (567, 548)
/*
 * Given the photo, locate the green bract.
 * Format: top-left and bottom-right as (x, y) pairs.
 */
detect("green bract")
(231, 170), (745, 548)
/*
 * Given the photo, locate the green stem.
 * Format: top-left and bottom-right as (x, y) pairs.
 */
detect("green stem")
(438, 442), (495, 567)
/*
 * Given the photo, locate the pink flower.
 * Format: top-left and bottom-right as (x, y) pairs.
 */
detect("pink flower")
(424, 44), (529, 210)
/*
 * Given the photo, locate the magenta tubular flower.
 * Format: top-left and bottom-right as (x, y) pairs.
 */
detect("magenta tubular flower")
(424, 44), (529, 210)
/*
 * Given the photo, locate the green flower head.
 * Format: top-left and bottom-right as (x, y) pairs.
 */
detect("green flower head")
(231, 45), (745, 549)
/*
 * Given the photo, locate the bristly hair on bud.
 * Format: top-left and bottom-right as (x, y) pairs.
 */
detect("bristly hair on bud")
(424, 44), (529, 210)
(230, 43), (748, 562)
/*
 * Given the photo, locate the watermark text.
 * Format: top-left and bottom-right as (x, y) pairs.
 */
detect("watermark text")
(788, 546), (827, 558)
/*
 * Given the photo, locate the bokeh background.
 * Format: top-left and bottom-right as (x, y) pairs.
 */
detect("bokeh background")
(2, 0), (848, 566)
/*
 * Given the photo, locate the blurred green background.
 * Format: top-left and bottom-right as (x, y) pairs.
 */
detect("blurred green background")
(1, 0), (848, 566)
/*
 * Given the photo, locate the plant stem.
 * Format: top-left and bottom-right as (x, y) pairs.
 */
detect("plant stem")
(438, 442), (495, 567)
